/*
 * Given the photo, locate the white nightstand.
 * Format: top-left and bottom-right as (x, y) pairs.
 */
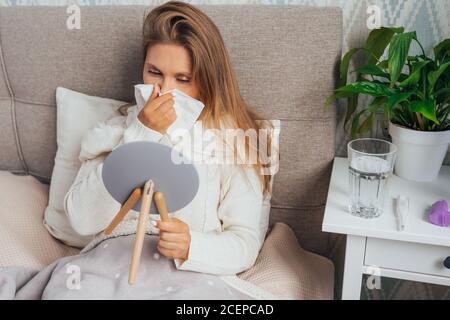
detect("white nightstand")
(322, 157), (450, 300)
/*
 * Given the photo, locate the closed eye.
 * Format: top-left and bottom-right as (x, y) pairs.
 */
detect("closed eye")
(148, 70), (190, 83)
(148, 70), (160, 75)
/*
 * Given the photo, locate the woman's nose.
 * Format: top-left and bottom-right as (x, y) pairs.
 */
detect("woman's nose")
(158, 81), (176, 94)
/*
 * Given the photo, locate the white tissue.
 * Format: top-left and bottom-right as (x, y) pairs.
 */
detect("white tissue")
(134, 84), (205, 141)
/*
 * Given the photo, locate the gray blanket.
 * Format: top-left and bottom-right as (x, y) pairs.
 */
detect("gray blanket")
(0, 233), (259, 300)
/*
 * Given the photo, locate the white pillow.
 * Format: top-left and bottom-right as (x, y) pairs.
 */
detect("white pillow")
(43, 87), (127, 247)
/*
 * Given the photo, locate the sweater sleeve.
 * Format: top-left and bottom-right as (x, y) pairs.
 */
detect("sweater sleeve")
(174, 164), (266, 275)
(64, 109), (168, 238)
(63, 153), (121, 236)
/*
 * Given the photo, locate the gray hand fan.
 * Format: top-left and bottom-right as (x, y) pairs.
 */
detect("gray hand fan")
(102, 141), (199, 216)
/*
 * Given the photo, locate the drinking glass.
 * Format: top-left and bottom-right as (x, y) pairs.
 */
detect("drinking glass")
(347, 138), (397, 218)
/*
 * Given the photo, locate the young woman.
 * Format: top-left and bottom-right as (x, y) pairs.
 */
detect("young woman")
(63, 1), (274, 275)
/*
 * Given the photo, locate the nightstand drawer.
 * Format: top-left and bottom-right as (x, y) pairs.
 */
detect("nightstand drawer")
(365, 238), (450, 278)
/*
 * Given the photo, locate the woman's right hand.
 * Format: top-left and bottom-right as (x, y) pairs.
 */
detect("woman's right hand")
(137, 83), (176, 134)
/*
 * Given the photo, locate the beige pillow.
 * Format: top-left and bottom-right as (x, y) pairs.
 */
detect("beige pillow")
(237, 222), (335, 300)
(0, 171), (79, 270)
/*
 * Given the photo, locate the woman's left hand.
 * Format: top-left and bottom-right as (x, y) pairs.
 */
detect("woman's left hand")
(155, 218), (191, 261)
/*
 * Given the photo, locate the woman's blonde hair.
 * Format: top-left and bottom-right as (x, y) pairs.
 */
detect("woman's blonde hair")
(132, 0), (274, 197)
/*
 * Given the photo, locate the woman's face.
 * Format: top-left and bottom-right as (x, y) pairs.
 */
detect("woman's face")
(143, 43), (200, 100)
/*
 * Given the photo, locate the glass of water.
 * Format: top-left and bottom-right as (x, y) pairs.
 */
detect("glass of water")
(347, 138), (397, 218)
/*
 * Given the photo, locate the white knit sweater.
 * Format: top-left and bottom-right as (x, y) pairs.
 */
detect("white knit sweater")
(63, 105), (270, 275)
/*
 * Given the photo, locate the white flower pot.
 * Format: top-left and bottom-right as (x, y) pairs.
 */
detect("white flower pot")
(388, 122), (450, 182)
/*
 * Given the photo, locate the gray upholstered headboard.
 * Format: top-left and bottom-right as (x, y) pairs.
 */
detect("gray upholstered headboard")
(0, 5), (342, 256)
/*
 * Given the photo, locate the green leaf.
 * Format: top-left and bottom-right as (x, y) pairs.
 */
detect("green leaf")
(339, 48), (360, 87)
(344, 94), (359, 133)
(325, 88), (360, 115)
(323, 95), (335, 112)
(438, 104), (450, 126)
(409, 99), (439, 124)
(365, 27), (402, 65)
(367, 96), (386, 112)
(335, 81), (395, 97)
(428, 61), (450, 92)
(398, 73), (410, 82)
(388, 32), (416, 84)
(350, 108), (366, 139)
(435, 87), (450, 98)
(349, 97), (384, 138)
(358, 113), (375, 134)
(386, 92), (413, 118)
(367, 96), (386, 117)
(354, 64), (389, 78)
(391, 27), (406, 34)
(392, 108), (412, 128)
(407, 56), (419, 62)
(399, 60), (430, 87)
(377, 59), (388, 69)
(434, 39), (450, 63)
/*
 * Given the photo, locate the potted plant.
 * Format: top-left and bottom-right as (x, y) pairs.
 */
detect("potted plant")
(325, 26), (450, 181)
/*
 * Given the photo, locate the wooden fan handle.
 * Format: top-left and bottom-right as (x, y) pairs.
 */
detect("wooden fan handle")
(154, 192), (171, 222)
(129, 180), (154, 285)
(104, 187), (142, 236)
